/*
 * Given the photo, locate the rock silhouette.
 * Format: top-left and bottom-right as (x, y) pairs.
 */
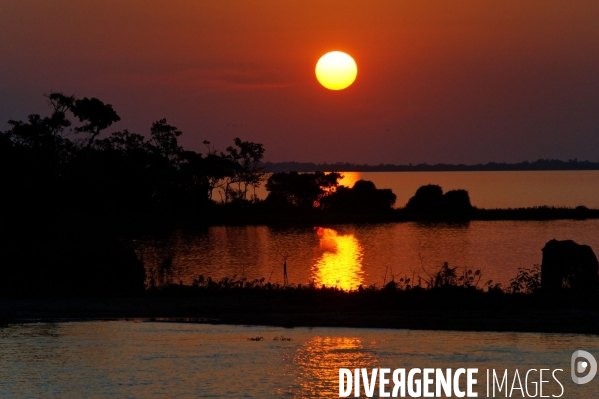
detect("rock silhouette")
(541, 239), (598, 293)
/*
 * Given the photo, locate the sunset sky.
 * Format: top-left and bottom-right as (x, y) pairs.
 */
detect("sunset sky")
(1, 1), (599, 164)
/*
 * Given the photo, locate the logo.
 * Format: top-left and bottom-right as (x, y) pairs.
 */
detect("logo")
(571, 350), (597, 385)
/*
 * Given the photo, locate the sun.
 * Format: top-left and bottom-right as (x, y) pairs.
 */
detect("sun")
(315, 51), (357, 90)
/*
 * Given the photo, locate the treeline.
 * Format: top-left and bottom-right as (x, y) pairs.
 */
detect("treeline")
(263, 159), (599, 173)
(2, 92), (597, 227)
(0, 92), (269, 296)
(1, 93), (269, 221)
(0, 92), (404, 224)
(0, 93), (397, 297)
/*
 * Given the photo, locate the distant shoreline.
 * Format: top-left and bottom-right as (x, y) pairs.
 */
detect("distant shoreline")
(263, 159), (599, 173)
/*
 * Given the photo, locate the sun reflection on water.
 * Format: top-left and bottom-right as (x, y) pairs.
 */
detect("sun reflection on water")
(293, 336), (378, 398)
(312, 227), (364, 290)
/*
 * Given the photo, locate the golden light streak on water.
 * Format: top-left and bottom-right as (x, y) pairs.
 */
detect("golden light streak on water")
(293, 336), (378, 397)
(312, 227), (364, 290)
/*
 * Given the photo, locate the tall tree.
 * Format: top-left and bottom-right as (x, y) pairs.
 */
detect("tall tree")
(225, 137), (266, 201)
(148, 118), (183, 163)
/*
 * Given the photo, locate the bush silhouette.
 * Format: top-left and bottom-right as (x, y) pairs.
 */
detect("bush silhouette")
(442, 189), (473, 212)
(406, 185), (473, 213)
(320, 179), (396, 212)
(405, 184), (443, 212)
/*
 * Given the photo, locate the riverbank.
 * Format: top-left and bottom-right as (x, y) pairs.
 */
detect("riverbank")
(3, 291), (599, 334)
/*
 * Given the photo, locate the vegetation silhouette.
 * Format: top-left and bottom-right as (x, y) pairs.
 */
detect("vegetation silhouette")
(320, 180), (396, 212)
(265, 171), (341, 209)
(406, 184), (473, 214)
(1, 92), (267, 296)
(131, 247), (599, 332)
(2, 92), (598, 228)
(1, 92), (270, 224)
(155, 239), (598, 300)
(406, 184), (444, 212)
(2, 92), (599, 299)
(1, 219), (145, 297)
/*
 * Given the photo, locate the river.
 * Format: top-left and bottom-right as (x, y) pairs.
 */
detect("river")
(1, 321), (597, 398)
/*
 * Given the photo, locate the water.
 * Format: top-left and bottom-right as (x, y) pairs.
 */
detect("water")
(136, 219), (599, 290)
(245, 170), (599, 209)
(1, 321), (598, 398)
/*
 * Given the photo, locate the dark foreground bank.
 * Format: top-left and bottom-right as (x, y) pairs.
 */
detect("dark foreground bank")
(3, 287), (599, 334)
(3, 258), (599, 334)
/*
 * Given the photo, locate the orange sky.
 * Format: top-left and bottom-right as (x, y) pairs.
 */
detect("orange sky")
(1, 0), (599, 163)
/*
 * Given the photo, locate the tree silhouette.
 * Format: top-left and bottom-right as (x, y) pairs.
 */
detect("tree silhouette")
(46, 92), (74, 138)
(320, 179), (396, 212)
(149, 118), (183, 163)
(225, 137), (266, 201)
(265, 171), (341, 208)
(70, 97), (121, 148)
(214, 138), (266, 203)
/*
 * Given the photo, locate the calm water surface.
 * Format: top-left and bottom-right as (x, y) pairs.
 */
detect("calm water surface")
(136, 220), (599, 290)
(1, 322), (597, 398)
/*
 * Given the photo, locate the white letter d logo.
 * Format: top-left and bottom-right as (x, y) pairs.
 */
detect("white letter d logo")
(571, 350), (597, 385)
